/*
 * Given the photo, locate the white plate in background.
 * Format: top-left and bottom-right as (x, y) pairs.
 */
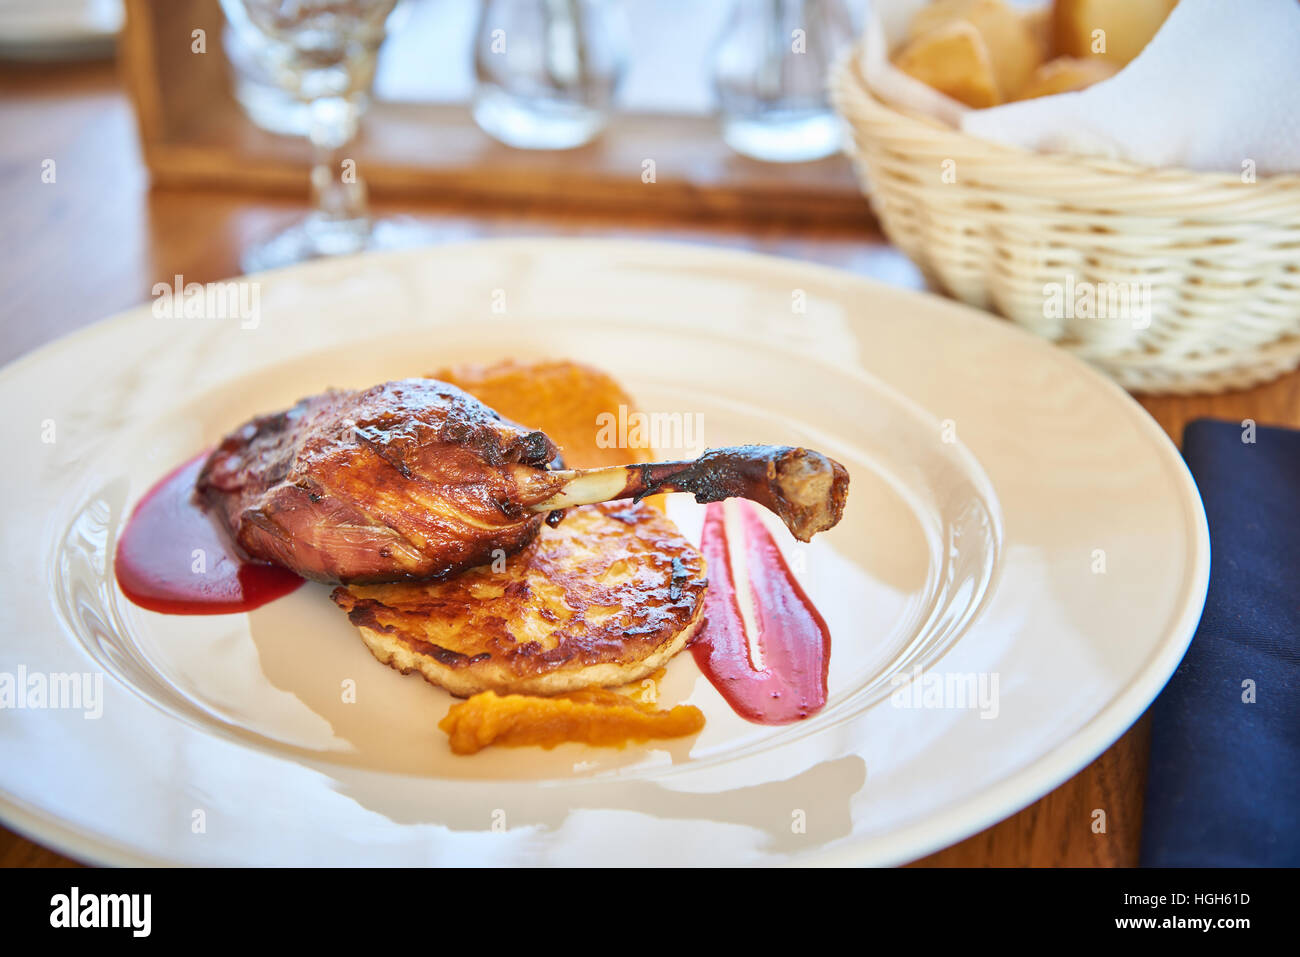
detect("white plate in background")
(0, 0), (121, 62)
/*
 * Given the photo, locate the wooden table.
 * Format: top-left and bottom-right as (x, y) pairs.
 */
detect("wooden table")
(2, 60), (1296, 868)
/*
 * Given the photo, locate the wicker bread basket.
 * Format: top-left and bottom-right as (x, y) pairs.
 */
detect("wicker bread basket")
(831, 52), (1300, 395)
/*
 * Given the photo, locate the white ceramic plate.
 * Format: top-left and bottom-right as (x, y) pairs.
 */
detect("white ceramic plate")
(0, 239), (1208, 866)
(0, 0), (121, 62)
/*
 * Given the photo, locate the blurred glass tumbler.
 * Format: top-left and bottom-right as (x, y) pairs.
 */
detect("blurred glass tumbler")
(472, 0), (629, 150)
(713, 0), (855, 163)
(221, 0), (428, 272)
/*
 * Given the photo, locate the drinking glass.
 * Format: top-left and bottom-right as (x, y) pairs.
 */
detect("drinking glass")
(222, 0), (429, 271)
(472, 0), (629, 150)
(222, 7), (313, 138)
(712, 0), (856, 163)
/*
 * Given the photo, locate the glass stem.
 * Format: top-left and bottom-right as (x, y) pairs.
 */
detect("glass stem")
(308, 96), (369, 227)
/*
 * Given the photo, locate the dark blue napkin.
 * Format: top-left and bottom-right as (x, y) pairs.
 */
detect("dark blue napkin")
(1140, 418), (1300, 866)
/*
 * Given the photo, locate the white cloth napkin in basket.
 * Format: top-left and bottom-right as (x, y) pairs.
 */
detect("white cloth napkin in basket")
(862, 0), (1300, 175)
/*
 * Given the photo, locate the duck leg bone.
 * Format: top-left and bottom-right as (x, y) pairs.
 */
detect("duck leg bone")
(526, 445), (849, 542)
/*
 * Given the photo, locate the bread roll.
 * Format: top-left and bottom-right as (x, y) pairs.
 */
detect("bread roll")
(894, 18), (1002, 109)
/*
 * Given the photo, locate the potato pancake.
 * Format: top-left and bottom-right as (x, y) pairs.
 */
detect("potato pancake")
(330, 500), (707, 697)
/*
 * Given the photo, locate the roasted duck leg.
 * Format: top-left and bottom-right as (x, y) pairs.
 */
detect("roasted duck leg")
(198, 378), (848, 585)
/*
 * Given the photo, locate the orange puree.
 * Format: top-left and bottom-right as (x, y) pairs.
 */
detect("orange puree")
(439, 687), (705, 755)
(433, 358), (654, 469)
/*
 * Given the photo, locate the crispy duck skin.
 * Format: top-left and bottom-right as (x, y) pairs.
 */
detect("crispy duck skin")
(196, 379), (568, 584)
(197, 378), (851, 584)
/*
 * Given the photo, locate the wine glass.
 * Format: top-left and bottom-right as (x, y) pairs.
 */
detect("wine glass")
(221, 0), (431, 272)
